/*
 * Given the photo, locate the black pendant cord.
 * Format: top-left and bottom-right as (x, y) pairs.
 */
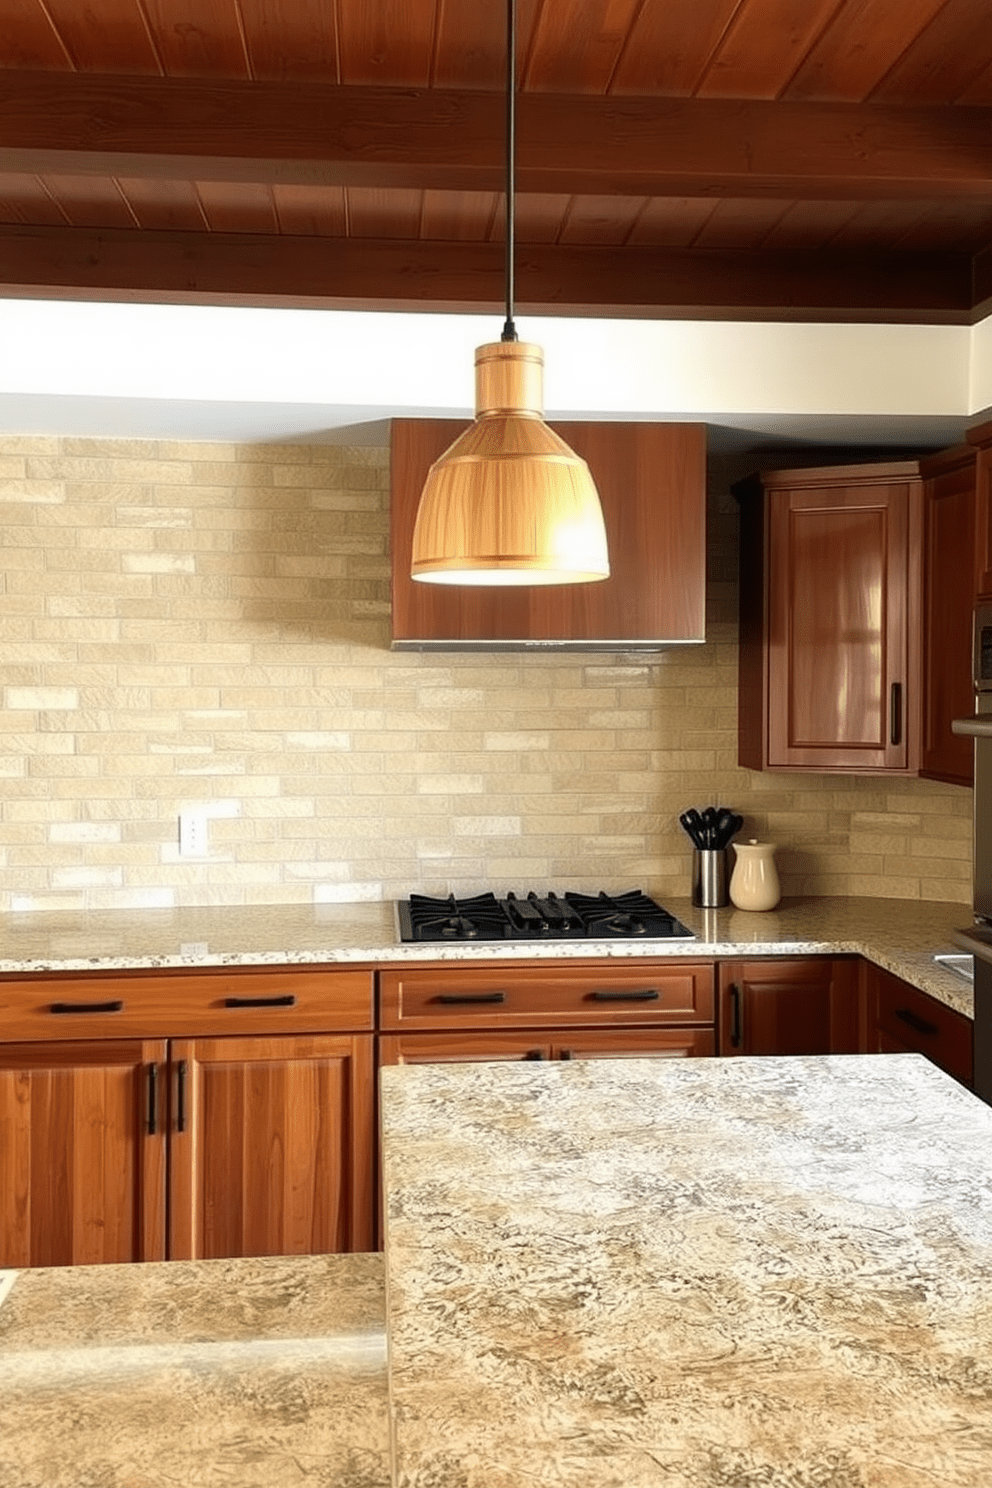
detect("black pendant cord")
(501, 0), (517, 343)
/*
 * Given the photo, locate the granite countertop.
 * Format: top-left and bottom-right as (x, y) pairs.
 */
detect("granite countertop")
(0, 894), (976, 1017)
(0, 1252), (389, 1488)
(381, 1053), (992, 1488)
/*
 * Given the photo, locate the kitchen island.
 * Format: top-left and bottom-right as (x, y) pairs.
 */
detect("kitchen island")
(0, 1252), (389, 1488)
(382, 1053), (992, 1487)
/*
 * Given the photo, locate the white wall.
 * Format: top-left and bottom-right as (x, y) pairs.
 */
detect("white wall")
(0, 299), (981, 442)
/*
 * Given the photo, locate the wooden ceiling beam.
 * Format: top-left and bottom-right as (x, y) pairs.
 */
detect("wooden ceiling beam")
(0, 224), (974, 323)
(2, 71), (992, 201)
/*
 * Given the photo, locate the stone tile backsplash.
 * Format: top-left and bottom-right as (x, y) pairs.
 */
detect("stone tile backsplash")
(0, 435), (972, 910)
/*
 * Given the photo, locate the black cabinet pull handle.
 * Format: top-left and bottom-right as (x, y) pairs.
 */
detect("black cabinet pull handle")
(559, 1049), (574, 1060)
(436, 991), (506, 1005)
(890, 682), (903, 746)
(223, 994), (296, 1008)
(524, 1049), (544, 1060)
(729, 984), (742, 1048)
(176, 1059), (188, 1134)
(50, 999), (124, 1015)
(590, 988), (660, 1003)
(147, 1063), (158, 1136)
(895, 1006), (938, 1038)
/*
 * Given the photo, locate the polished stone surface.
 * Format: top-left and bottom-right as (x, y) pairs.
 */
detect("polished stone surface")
(382, 1054), (992, 1488)
(0, 895), (977, 1015)
(0, 1252), (388, 1488)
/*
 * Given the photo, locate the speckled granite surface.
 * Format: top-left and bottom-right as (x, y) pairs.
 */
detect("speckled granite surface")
(0, 895), (976, 1015)
(0, 1252), (388, 1488)
(382, 1054), (992, 1488)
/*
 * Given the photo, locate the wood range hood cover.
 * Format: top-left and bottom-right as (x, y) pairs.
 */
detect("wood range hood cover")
(390, 419), (706, 651)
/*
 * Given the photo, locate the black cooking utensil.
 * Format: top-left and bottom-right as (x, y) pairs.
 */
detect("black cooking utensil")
(679, 809), (705, 848)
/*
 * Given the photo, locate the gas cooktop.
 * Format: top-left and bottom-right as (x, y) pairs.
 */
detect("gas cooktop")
(397, 890), (695, 944)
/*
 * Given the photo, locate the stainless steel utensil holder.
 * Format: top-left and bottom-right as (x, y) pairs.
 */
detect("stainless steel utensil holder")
(691, 848), (729, 908)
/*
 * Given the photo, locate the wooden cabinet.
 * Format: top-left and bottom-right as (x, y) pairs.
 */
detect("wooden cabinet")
(969, 421), (992, 601)
(736, 461), (922, 773)
(919, 445), (976, 786)
(865, 963), (973, 1086)
(169, 1033), (373, 1259)
(0, 1038), (166, 1269)
(718, 958), (860, 1057)
(390, 420), (706, 648)
(378, 959), (716, 1067)
(0, 966), (375, 1267)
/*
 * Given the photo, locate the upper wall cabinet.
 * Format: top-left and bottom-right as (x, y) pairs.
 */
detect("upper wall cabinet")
(390, 420), (706, 650)
(919, 444), (976, 788)
(736, 461), (922, 774)
(969, 420), (992, 602)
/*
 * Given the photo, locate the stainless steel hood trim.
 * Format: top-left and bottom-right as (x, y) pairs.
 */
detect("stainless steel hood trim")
(952, 716), (992, 737)
(391, 639), (706, 653)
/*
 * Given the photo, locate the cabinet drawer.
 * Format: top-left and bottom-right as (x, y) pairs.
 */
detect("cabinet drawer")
(378, 960), (715, 1031)
(872, 969), (973, 1085)
(0, 966), (374, 1041)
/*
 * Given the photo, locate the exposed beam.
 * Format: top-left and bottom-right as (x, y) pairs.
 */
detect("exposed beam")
(2, 71), (992, 201)
(0, 225), (973, 323)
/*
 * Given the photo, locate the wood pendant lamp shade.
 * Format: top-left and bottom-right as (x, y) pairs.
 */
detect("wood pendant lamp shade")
(410, 340), (610, 585)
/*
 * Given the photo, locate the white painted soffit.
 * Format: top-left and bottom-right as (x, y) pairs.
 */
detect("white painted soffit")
(0, 299), (984, 447)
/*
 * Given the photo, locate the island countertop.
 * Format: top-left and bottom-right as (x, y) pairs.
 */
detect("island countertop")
(0, 1252), (389, 1488)
(0, 895), (977, 1015)
(381, 1053), (992, 1488)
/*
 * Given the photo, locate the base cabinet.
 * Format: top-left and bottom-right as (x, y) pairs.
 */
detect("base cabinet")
(866, 964), (973, 1086)
(0, 966), (375, 1268)
(170, 1034), (374, 1260)
(718, 958), (860, 1056)
(0, 1039), (166, 1269)
(380, 1028), (715, 1066)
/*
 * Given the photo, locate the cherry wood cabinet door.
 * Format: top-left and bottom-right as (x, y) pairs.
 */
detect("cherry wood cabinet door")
(718, 959), (860, 1057)
(973, 442), (992, 601)
(0, 1039), (166, 1268)
(390, 419), (706, 646)
(920, 448), (975, 786)
(169, 1033), (374, 1261)
(767, 480), (920, 771)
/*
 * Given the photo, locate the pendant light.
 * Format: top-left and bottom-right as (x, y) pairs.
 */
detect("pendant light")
(409, 0), (610, 586)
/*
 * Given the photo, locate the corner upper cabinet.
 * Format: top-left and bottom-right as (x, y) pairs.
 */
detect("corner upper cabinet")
(390, 420), (706, 648)
(919, 445), (975, 787)
(736, 461), (922, 773)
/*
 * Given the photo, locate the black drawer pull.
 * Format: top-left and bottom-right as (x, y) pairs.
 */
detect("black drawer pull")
(50, 999), (124, 1015)
(147, 1063), (158, 1136)
(729, 984), (742, 1048)
(223, 994), (296, 1008)
(524, 1049), (544, 1060)
(894, 1006), (938, 1038)
(559, 1049), (574, 1060)
(436, 991), (506, 1005)
(590, 988), (660, 1003)
(176, 1059), (188, 1134)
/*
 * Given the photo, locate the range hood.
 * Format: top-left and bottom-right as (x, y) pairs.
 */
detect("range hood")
(390, 419), (707, 651)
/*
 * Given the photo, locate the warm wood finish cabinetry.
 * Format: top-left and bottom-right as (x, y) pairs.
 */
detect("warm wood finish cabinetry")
(0, 967), (375, 1268)
(0, 1038), (167, 1269)
(390, 420), (706, 648)
(866, 963), (973, 1086)
(920, 445), (976, 786)
(169, 1033), (373, 1259)
(970, 423), (992, 602)
(737, 463), (921, 773)
(378, 960), (716, 1067)
(718, 958), (860, 1057)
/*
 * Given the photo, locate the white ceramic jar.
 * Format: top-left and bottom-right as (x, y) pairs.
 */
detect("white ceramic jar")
(729, 839), (781, 911)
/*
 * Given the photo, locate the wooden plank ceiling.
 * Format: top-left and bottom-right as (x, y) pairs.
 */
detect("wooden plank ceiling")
(0, 0), (991, 323)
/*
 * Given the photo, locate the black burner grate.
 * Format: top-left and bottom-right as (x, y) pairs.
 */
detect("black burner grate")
(397, 890), (694, 943)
